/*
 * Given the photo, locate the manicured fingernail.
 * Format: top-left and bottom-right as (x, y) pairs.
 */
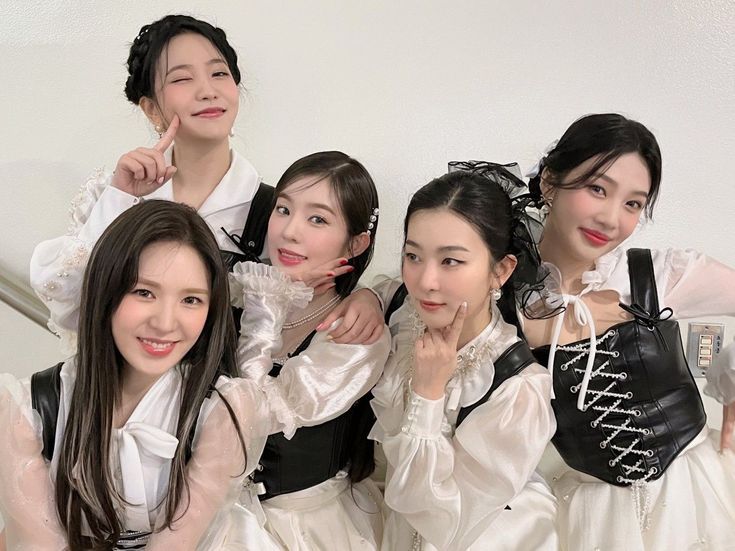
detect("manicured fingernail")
(326, 334), (334, 341)
(327, 271), (335, 277)
(316, 323), (326, 331)
(158, 177), (164, 184)
(345, 266), (354, 272)
(339, 259), (349, 265)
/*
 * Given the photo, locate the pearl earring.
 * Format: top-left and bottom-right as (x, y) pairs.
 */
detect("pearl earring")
(491, 288), (502, 301)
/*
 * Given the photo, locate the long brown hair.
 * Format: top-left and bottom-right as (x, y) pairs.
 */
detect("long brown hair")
(55, 200), (244, 548)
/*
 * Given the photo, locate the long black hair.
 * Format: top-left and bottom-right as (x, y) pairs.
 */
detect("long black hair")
(55, 200), (245, 548)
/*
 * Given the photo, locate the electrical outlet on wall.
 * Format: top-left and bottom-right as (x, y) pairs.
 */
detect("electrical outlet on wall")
(686, 322), (725, 377)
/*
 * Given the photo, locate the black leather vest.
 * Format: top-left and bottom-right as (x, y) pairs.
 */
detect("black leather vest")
(253, 331), (364, 500)
(533, 248), (706, 486)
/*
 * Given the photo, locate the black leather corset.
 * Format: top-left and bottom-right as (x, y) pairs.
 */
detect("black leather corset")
(532, 249), (706, 486)
(253, 331), (359, 500)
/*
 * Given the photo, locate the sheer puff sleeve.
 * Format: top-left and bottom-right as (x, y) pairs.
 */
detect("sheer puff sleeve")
(147, 377), (269, 550)
(0, 374), (67, 549)
(653, 249), (735, 405)
(374, 362), (555, 550)
(29, 170), (140, 352)
(231, 261), (391, 439)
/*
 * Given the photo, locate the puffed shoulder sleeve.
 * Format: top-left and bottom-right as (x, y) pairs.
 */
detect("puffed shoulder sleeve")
(148, 377), (269, 550)
(377, 364), (555, 550)
(657, 248), (735, 318)
(230, 261), (312, 380)
(264, 327), (391, 439)
(29, 169), (140, 351)
(0, 374), (67, 549)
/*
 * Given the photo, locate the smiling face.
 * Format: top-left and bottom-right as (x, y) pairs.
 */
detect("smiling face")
(542, 152), (652, 267)
(402, 209), (515, 345)
(111, 241), (210, 388)
(141, 32), (239, 142)
(267, 176), (354, 276)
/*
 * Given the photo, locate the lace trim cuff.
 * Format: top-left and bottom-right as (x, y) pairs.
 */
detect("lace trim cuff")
(229, 261), (313, 309)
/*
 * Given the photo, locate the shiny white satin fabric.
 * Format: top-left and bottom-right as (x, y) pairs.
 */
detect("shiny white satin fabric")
(230, 261), (392, 549)
(371, 301), (558, 550)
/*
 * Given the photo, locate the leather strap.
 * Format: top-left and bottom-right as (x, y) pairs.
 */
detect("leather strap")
(456, 340), (535, 427)
(30, 362), (63, 462)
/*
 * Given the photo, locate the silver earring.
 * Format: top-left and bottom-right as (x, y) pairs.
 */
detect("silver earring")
(491, 288), (502, 301)
(229, 128), (235, 137)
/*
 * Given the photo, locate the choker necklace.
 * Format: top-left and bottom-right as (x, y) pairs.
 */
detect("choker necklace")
(282, 295), (341, 330)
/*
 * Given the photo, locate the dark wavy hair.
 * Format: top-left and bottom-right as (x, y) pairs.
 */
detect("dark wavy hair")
(273, 151), (379, 298)
(529, 113), (662, 218)
(125, 14), (241, 104)
(55, 200), (245, 548)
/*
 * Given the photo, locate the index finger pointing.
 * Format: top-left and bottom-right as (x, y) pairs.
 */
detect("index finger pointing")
(154, 115), (180, 152)
(446, 301), (468, 343)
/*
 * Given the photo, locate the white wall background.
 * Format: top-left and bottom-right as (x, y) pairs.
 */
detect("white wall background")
(1, 1), (733, 386)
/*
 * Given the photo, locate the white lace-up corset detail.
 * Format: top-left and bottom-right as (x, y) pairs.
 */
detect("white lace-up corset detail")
(556, 328), (658, 485)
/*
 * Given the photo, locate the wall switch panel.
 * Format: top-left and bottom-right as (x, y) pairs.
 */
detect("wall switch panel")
(686, 322), (725, 377)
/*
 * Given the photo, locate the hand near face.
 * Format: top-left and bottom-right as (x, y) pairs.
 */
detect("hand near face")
(412, 302), (467, 400)
(287, 256), (354, 295)
(317, 288), (385, 344)
(111, 115), (180, 197)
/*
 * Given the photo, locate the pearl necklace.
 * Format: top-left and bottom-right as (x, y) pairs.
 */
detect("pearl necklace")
(282, 295), (341, 330)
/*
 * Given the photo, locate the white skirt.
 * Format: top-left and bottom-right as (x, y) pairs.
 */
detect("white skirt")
(260, 471), (383, 550)
(381, 473), (559, 551)
(551, 428), (735, 550)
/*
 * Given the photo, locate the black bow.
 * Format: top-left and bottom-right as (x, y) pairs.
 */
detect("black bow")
(618, 302), (673, 350)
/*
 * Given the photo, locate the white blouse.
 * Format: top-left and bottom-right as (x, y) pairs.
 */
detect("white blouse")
(0, 360), (269, 549)
(29, 150), (262, 351)
(229, 261), (392, 439)
(526, 246), (735, 406)
(370, 301), (556, 550)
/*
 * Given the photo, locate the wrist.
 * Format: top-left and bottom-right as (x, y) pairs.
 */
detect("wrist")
(411, 380), (446, 400)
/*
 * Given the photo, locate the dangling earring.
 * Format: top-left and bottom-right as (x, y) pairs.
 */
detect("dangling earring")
(229, 128), (235, 138)
(154, 124), (163, 138)
(491, 288), (502, 301)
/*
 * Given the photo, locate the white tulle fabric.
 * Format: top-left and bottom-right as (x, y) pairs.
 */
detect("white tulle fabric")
(531, 246), (735, 550)
(371, 301), (558, 551)
(230, 261), (391, 549)
(0, 360), (271, 549)
(28, 150), (261, 353)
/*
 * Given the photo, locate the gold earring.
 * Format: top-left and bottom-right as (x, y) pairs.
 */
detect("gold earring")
(154, 124), (163, 137)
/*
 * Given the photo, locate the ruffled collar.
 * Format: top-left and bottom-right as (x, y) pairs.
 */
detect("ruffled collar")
(399, 301), (521, 411)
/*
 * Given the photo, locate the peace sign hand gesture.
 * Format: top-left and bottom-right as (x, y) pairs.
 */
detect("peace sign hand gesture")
(111, 115), (180, 197)
(412, 302), (468, 400)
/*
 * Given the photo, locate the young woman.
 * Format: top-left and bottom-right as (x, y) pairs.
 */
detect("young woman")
(0, 200), (268, 549)
(29, 14), (382, 354)
(370, 169), (559, 550)
(229, 151), (392, 550)
(515, 113), (735, 550)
